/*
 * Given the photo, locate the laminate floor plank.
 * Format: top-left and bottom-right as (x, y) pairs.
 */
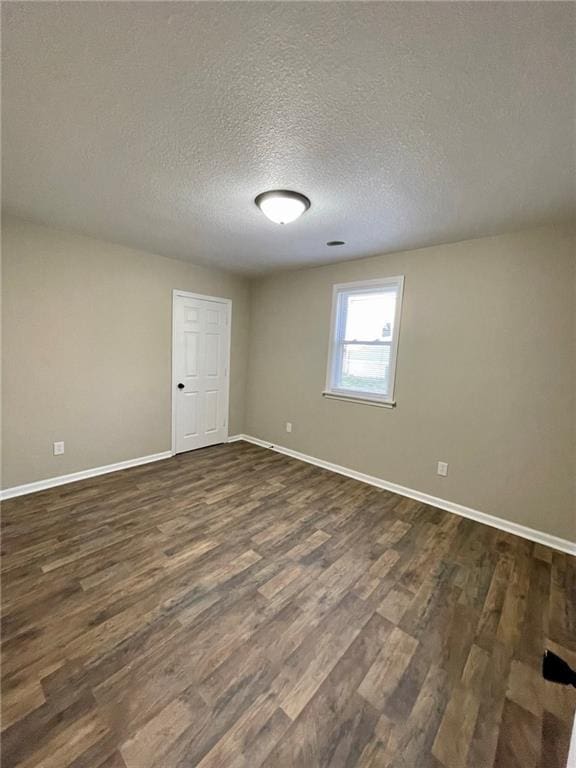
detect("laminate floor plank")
(2, 441), (574, 767)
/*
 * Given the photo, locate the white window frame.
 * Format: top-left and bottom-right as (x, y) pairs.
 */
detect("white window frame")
(323, 276), (404, 408)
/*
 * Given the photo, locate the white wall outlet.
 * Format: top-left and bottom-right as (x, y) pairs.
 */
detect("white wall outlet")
(437, 461), (448, 477)
(286, 422), (292, 433)
(53, 441), (65, 456)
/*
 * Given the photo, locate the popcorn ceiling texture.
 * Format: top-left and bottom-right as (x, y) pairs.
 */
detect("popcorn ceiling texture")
(2, 1), (575, 274)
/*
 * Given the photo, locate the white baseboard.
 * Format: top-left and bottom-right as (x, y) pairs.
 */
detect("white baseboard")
(227, 435), (250, 443)
(568, 715), (576, 768)
(0, 451), (173, 501)
(228, 434), (576, 556)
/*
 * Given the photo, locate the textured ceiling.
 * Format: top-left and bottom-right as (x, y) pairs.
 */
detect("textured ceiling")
(2, 2), (575, 274)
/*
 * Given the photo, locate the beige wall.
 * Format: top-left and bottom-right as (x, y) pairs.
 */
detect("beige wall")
(1, 216), (250, 487)
(245, 227), (576, 541)
(3, 217), (574, 542)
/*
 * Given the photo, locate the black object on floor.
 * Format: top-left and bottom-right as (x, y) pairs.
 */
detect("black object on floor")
(543, 650), (576, 687)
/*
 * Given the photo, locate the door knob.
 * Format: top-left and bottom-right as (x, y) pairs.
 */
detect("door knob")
(177, 383), (185, 389)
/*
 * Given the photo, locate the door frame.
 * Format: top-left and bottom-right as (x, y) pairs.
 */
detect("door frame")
(171, 289), (232, 456)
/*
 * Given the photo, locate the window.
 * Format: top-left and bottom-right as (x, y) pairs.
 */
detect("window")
(324, 277), (404, 406)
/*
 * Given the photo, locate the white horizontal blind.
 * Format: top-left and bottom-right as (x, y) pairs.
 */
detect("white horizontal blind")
(326, 277), (404, 403)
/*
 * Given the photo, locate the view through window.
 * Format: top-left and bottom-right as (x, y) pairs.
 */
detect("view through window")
(326, 277), (404, 402)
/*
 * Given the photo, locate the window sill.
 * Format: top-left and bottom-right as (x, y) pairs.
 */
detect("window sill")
(322, 391), (396, 408)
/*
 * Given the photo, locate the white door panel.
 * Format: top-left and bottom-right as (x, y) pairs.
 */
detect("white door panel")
(173, 294), (230, 454)
(204, 390), (219, 434)
(185, 332), (200, 377)
(205, 333), (220, 377)
(183, 391), (200, 438)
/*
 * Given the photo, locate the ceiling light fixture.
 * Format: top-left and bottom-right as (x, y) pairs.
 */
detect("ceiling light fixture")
(255, 190), (310, 224)
(327, 240), (345, 246)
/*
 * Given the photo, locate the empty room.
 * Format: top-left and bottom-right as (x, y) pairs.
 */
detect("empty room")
(1, 2), (575, 767)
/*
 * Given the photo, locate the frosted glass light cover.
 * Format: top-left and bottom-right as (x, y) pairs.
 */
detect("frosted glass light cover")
(255, 190), (310, 224)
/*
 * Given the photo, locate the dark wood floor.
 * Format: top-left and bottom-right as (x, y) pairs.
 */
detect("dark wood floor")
(1, 441), (574, 768)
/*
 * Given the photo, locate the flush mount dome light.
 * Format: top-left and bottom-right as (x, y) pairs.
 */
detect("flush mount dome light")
(255, 190), (310, 224)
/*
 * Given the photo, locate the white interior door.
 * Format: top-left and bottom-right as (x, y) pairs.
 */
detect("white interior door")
(173, 292), (230, 454)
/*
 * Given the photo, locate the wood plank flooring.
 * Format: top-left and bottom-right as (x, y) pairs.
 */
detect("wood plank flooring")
(1, 441), (575, 767)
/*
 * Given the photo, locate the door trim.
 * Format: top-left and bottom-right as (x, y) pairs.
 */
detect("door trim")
(171, 290), (232, 456)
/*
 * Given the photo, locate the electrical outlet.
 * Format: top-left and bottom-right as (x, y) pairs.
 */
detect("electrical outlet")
(437, 461), (448, 477)
(53, 441), (65, 456)
(286, 422), (292, 433)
